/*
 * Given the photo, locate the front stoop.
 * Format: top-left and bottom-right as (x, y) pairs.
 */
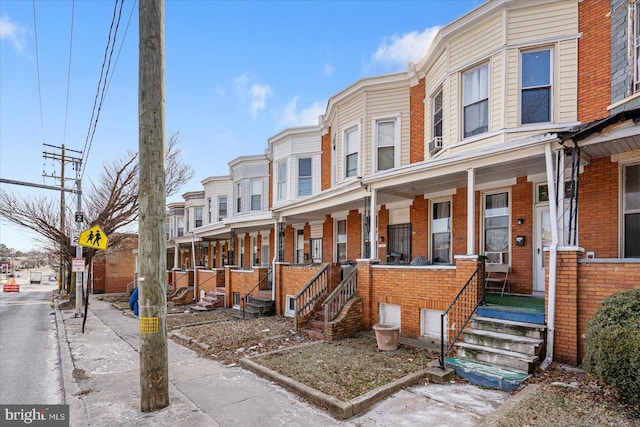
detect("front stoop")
(445, 357), (528, 392)
(302, 310), (325, 339)
(234, 296), (275, 319)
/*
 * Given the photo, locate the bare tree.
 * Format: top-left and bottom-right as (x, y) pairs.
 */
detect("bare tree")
(0, 131), (194, 294)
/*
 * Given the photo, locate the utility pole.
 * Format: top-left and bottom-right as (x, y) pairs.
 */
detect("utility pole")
(43, 144), (83, 297)
(138, 0), (169, 411)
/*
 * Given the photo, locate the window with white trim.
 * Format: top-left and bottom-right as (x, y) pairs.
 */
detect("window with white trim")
(236, 183), (242, 213)
(285, 295), (295, 317)
(431, 200), (451, 264)
(207, 198), (212, 223)
(218, 196), (227, 221)
(463, 63), (489, 138)
(277, 160), (286, 201)
(344, 126), (359, 178)
(250, 179), (262, 211)
(375, 119), (397, 171)
(194, 207), (203, 228)
(521, 49), (551, 124)
(311, 238), (322, 263)
(336, 219), (347, 262)
(484, 192), (510, 264)
(624, 163), (640, 257)
(298, 157), (312, 196)
(433, 89), (443, 139)
(634, 2), (640, 93)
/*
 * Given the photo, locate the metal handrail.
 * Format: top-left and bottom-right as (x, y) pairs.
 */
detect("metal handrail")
(439, 261), (486, 369)
(322, 265), (357, 322)
(293, 263), (329, 330)
(241, 268), (272, 320)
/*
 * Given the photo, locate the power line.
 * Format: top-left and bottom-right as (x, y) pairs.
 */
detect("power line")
(81, 0), (125, 180)
(32, 0), (45, 144)
(105, 0), (137, 95)
(63, 0), (75, 147)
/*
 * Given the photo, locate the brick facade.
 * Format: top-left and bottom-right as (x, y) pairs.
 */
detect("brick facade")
(347, 210), (362, 262)
(321, 129), (331, 191)
(411, 195), (428, 259)
(410, 78), (425, 163)
(510, 177), (534, 294)
(91, 234), (137, 294)
(325, 297), (364, 341)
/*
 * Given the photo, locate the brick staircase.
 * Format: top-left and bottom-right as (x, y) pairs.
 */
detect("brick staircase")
(194, 288), (226, 311)
(301, 309), (325, 340)
(445, 315), (546, 392)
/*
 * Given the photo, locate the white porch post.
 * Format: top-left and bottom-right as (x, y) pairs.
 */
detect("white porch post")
(467, 168), (476, 255)
(173, 243), (178, 269)
(370, 188), (378, 260)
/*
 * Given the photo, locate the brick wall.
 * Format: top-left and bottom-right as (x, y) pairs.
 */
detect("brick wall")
(94, 235), (137, 294)
(578, 0), (611, 122)
(452, 187), (468, 256)
(244, 233), (252, 268)
(284, 225), (294, 263)
(224, 266), (269, 308)
(411, 195), (428, 259)
(196, 269), (225, 294)
(511, 177), (534, 294)
(325, 297), (364, 341)
(323, 215), (333, 263)
(578, 157), (619, 257)
(410, 77), (425, 163)
(378, 207), (389, 262)
(274, 263), (324, 315)
(321, 129), (331, 190)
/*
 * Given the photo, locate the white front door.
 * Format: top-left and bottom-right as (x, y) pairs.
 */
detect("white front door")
(534, 206), (551, 293)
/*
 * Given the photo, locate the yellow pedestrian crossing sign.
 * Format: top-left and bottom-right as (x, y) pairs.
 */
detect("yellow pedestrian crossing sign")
(79, 225), (109, 250)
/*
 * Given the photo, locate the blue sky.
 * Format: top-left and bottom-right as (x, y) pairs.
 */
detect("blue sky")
(0, 0), (480, 252)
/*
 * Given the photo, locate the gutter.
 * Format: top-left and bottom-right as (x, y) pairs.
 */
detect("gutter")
(542, 143), (559, 369)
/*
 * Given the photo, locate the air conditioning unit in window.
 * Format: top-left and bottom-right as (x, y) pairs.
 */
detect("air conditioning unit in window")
(429, 136), (443, 155)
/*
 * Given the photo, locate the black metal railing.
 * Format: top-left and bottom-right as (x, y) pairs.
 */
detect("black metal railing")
(322, 265), (357, 322)
(241, 268), (272, 319)
(293, 263), (329, 331)
(439, 261), (485, 369)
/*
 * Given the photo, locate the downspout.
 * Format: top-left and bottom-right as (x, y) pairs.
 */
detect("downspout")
(542, 142), (560, 369)
(191, 232), (198, 302)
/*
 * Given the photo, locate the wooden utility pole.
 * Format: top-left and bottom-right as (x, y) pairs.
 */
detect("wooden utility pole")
(138, 0), (169, 411)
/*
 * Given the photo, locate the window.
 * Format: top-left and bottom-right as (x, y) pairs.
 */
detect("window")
(236, 183), (242, 213)
(186, 212), (190, 232)
(277, 161), (287, 201)
(376, 119), (396, 171)
(634, 2), (640, 93)
(194, 207), (203, 228)
(311, 238), (322, 263)
(484, 192), (510, 264)
(218, 196), (227, 221)
(431, 201), (451, 264)
(233, 292), (241, 308)
(285, 295), (295, 317)
(433, 90), (443, 139)
(239, 237), (245, 268)
(250, 179), (262, 211)
(295, 229), (304, 263)
(261, 243), (269, 266)
(344, 127), (359, 178)
(336, 219), (347, 262)
(387, 223), (411, 264)
(521, 49), (551, 124)
(463, 63), (489, 138)
(624, 164), (640, 257)
(298, 158), (312, 196)
(207, 198), (212, 223)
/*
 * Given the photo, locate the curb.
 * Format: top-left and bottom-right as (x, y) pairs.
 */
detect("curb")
(54, 300), (89, 427)
(240, 343), (430, 420)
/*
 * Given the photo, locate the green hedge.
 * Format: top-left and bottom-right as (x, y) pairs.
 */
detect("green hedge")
(583, 288), (640, 405)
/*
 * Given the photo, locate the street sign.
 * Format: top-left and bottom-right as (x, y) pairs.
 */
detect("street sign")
(75, 212), (84, 223)
(71, 229), (80, 247)
(72, 258), (85, 272)
(78, 225), (109, 250)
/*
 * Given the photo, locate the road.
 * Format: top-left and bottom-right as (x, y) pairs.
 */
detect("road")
(0, 269), (64, 404)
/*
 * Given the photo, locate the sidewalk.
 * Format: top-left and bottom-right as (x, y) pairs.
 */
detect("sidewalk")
(56, 298), (510, 426)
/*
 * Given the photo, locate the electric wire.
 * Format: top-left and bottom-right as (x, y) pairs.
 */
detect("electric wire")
(62, 0), (75, 147)
(80, 0), (125, 180)
(32, 0), (46, 145)
(104, 0), (137, 95)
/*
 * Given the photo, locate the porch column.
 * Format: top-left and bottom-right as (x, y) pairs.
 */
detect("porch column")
(467, 168), (476, 254)
(173, 243), (178, 269)
(370, 188), (378, 260)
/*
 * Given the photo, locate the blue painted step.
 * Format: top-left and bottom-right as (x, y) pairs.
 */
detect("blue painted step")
(444, 357), (529, 392)
(477, 305), (545, 325)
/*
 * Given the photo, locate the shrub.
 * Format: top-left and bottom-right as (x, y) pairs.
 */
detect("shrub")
(583, 288), (640, 405)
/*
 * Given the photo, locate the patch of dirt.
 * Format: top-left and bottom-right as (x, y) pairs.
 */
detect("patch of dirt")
(72, 368), (88, 380)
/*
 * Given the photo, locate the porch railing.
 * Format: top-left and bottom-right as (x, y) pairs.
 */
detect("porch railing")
(439, 261), (486, 369)
(241, 268), (272, 320)
(322, 265), (357, 322)
(293, 263), (329, 331)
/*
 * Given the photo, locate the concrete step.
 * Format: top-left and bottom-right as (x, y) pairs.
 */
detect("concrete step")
(461, 328), (544, 356)
(454, 342), (538, 374)
(444, 357), (529, 392)
(308, 319), (325, 331)
(471, 316), (546, 339)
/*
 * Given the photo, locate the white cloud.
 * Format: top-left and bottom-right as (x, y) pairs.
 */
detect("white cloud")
(372, 26), (442, 70)
(323, 63), (334, 77)
(250, 84), (272, 119)
(278, 97), (325, 129)
(0, 14), (28, 53)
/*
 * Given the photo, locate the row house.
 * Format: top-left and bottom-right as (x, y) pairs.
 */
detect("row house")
(168, 0), (639, 379)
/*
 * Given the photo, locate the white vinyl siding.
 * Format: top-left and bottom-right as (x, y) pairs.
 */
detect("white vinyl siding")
(507, 2), (578, 45)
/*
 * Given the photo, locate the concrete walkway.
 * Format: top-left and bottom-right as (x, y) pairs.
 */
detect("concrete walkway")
(56, 298), (510, 426)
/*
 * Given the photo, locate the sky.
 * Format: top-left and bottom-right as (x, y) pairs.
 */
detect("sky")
(0, 0), (481, 252)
